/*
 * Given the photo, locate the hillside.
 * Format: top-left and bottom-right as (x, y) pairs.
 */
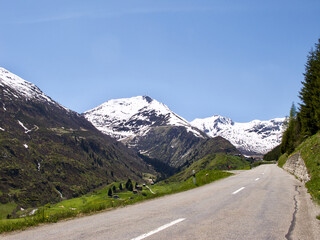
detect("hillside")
(168, 153), (250, 183)
(137, 128), (240, 168)
(0, 68), (156, 209)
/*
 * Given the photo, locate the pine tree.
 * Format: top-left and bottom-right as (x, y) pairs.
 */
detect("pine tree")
(108, 188), (112, 197)
(299, 39), (320, 137)
(125, 179), (133, 191)
(280, 103), (300, 154)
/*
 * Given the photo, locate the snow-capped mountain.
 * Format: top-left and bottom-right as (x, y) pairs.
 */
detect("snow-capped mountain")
(0, 67), (69, 111)
(84, 96), (206, 141)
(191, 115), (285, 155)
(84, 96), (241, 169)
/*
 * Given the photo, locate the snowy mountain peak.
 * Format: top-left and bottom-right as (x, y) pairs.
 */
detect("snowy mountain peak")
(0, 67), (70, 111)
(84, 96), (205, 140)
(191, 116), (285, 155)
(143, 95), (153, 103)
(192, 115), (234, 129)
(85, 96), (165, 121)
(0, 67), (53, 103)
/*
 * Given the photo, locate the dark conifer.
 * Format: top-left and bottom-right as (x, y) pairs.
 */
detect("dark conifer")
(281, 103), (301, 154)
(299, 39), (320, 137)
(125, 179), (133, 191)
(280, 39), (320, 155)
(108, 188), (112, 197)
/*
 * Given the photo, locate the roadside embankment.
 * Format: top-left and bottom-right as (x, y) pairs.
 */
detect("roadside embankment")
(283, 152), (310, 182)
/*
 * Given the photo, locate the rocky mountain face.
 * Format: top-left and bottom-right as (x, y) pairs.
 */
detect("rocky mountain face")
(0, 68), (155, 208)
(191, 115), (285, 156)
(84, 96), (241, 175)
(83, 96), (206, 141)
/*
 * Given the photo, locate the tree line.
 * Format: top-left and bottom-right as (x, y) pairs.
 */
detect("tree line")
(280, 39), (320, 155)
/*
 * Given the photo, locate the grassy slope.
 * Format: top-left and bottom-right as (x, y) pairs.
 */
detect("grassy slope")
(295, 133), (320, 205)
(277, 153), (288, 168)
(0, 170), (232, 233)
(0, 203), (16, 219)
(168, 153), (250, 182)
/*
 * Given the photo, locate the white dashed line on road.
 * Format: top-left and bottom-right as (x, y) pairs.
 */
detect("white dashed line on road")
(131, 218), (186, 240)
(232, 187), (245, 195)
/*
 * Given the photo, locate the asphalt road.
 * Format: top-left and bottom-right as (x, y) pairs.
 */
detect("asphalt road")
(2, 164), (319, 240)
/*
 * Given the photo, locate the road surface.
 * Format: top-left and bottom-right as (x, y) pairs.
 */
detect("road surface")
(1, 164), (319, 240)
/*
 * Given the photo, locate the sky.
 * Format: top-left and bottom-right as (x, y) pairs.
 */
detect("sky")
(1, 0), (320, 122)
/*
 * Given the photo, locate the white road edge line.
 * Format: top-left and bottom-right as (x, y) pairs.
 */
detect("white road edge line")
(232, 187), (245, 195)
(255, 178), (260, 181)
(131, 218), (186, 240)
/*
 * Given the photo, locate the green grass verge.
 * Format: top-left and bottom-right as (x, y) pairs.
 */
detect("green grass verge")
(295, 133), (320, 206)
(0, 203), (17, 219)
(0, 169), (232, 233)
(277, 153), (288, 168)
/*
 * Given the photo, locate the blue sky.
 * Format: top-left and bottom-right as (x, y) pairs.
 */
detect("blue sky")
(1, 0), (320, 122)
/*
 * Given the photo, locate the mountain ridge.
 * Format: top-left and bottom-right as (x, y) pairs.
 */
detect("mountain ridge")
(83, 95), (207, 142)
(84, 95), (285, 156)
(191, 115), (285, 155)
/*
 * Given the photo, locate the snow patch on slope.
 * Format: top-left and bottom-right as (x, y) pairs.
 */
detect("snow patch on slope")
(18, 120), (31, 134)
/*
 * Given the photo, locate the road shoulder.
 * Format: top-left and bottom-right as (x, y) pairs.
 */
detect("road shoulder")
(292, 181), (320, 240)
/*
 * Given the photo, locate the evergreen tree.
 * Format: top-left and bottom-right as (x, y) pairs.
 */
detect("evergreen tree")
(263, 145), (281, 161)
(125, 179), (133, 191)
(280, 103), (300, 154)
(108, 188), (112, 197)
(299, 39), (320, 137)
(279, 39), (320, 156)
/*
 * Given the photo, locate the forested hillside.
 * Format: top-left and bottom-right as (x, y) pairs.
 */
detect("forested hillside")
(280, 39), (320, 155)
(273, 39), (320, 216)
